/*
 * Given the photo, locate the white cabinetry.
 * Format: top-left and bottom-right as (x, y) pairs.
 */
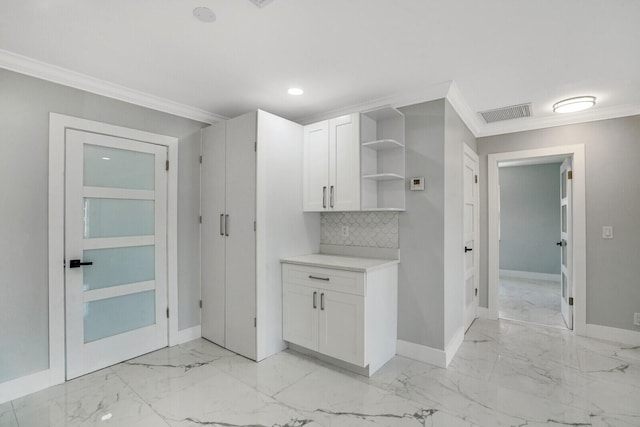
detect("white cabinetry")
(281, 256), (398, 375)
(303, 114), (360, 211)
(201, 110), (319, 362)
(360, 107), (406, 210)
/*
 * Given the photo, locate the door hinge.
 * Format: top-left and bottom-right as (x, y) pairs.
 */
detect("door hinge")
(199, 155), (203, 164)
(475, 288), (478, 297)
(199, 299), (202, 309)
(165, 160), (169, 171)
(253, 221), (256, 231)
(569, 297), (574, 306)
(254, 317), (257, 327)
(568, 170), (573, 180)
(254, 141), (257, 152)
(166, 307), (169, 318)
(475, 174), (478, 184)
(199, 215), (202, 224)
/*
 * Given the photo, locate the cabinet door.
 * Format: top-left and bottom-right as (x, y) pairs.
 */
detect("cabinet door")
(283, 283), (318, 351)
(201, 122), (226, 347)
(225, 112), (257, 360)
(330, 114), (360, 211)
(303, 121), (330, 212)
(318, 290), (365, 366)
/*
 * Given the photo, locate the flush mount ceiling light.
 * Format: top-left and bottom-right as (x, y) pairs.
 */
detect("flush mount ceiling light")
(288, 87), (304, 96)
(193, 7), (216, 23)
(553, 96), (596, 113)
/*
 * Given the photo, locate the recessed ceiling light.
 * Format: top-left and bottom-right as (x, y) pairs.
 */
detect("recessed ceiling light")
(193, 7), (216, 23)
(288, 87), (304, 96)
(553, 96), (596, 113)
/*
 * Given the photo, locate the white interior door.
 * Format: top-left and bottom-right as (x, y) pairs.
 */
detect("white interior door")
(560, 158), (573, 329)
(65, 129), (168, 379)
(463, 146), (479, 332)
(201, 122), (227, 346)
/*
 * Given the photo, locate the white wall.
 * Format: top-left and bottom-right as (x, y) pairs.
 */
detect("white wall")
(478, 115), (640, 332)
(0, 69), (206, 384)
(499, 163), (561, 275)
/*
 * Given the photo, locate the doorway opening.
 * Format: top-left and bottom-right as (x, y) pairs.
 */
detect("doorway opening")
(497, 160), (566, 329)
(487, 145), (586, 336)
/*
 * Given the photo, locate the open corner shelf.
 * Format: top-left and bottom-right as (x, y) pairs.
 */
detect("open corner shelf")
(361, 139), (404, 151)
(361, 173), (404, 181)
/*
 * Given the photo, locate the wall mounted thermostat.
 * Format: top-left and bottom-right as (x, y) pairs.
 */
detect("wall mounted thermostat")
(410, 177), (425, 191)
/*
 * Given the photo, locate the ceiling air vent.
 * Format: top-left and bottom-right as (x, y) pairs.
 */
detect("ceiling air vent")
(248, 0), (275, 7)
(479, 103), (532, 124)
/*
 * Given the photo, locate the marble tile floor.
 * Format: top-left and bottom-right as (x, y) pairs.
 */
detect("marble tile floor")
(499, 276), (567, 329)
(2, 318), (639, 426)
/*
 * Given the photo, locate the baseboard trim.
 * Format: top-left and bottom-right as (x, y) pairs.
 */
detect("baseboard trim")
(585, 324), (640, 346)
(397, 340), (446, 368)
(171, 325), (202, 346)
(0, 369), (60, 404)
(500, 269), (561, 282)
(445, 328), (465, 367)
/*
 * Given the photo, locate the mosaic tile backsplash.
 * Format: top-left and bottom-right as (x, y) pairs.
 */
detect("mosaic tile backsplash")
(321, 212), (399, 249)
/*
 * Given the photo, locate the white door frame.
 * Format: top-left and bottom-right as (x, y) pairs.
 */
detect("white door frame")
(487, 144), (586, 336)
(48, 114), (180, 382)
(463, 144), (480, 331)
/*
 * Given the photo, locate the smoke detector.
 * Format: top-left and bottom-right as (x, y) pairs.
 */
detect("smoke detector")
(249, 0), (276, 7)
(479, 103), (532, 123)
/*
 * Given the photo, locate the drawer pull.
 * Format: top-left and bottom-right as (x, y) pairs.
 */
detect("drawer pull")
(320, 293), (325, 310)
(313, 291), (317, 309)
(309, 275), (330, 281)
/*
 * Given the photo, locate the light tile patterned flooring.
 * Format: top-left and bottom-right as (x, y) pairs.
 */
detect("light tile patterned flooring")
(499, 276), (567, 329)
(2, 319), (639, 426)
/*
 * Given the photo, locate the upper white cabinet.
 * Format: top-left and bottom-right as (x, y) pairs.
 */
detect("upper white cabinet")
(303, 108), (405, 212)
(303, 114), (360, 212)
(360, 107), (406, 211)
(201, 110), (319, 362)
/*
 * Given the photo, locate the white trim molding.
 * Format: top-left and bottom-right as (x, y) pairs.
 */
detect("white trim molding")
(172, 325), (203, 346)
(499, 269), (561, 282)
(585, 324), (640, 347)
(397, 330), (464, 369)
(0, 370), (53, 404)
(487, 144), (587, 336)
(0, 49), (226, 124)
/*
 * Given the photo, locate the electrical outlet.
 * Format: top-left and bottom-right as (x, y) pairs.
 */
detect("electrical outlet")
(634, 313), (640, 326)
(341, 225), (349, 238)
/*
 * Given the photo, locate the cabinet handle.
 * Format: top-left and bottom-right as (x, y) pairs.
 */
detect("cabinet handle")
(322, 186), (327, 209)
(320, 293), (325, 311)
(219, 214), (225, 236)
(313, 291), (317, 309)
(225, 214), (229, 236)
(330, 185), (334, 208)
(308, 275), (330, 281)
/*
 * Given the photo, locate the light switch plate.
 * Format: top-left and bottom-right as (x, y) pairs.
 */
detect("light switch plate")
(602, 226), (613, 239)
(410, 177), (425, 191)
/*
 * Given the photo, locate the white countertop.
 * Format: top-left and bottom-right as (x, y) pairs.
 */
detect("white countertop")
(281, 254), (399, 272)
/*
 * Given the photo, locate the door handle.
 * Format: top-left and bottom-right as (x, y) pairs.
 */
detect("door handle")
(320, 293), (325, 311)
(220, 214), (225, 236)
(69, 259), (93, 268)
(464, 246), (473, 253)
(225, 214), (229, 236)
(556, 241), (563, 246)
(330, 185), (335, 208)
(322, 186), (327, 209)
(313, 291), (317, 309)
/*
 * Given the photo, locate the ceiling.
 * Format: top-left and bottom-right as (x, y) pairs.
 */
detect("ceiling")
(1, 0), (639, 136)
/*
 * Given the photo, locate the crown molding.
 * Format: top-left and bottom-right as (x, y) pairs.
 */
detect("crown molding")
(0, 49), (226, 124)
(475, 103), (640, 137)
(444, 81), (484, 136)
(295, 81), (453, 125)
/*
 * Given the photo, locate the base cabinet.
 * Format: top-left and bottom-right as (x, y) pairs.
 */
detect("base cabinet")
(282, 261), (397, 375)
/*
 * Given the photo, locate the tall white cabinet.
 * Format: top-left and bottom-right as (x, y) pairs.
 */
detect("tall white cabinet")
(201, 110), (319, 361)
(303, 113), (360, 211)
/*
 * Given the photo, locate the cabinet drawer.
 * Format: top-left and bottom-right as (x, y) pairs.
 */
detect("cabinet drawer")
(282, 263), (365, 296)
